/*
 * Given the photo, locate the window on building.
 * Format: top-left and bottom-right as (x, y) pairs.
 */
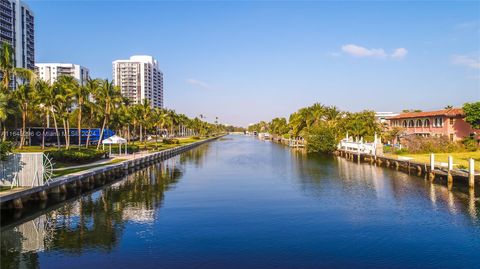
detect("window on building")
(450, 118), (454, 125)
(403, 120), (407, 127)
(416, 119), (423, 127)
(424, 119), (430, 127)
(408, 120), (415, 127)
(449, 134), (454, 141)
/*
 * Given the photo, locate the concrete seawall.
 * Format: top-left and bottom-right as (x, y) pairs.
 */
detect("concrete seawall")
(0, 135), (225, 210)
(335, 149), (479, 189)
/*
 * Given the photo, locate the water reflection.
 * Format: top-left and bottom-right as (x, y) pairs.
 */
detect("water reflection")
(292, 152), (480, 225)
(1, 145), (210, 269)
(2, 137), (480, 268)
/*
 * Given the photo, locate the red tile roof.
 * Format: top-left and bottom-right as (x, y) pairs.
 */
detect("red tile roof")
(388, 108), (464, 120)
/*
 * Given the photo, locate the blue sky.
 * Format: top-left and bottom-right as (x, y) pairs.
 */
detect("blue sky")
(31, 0), (479, 126)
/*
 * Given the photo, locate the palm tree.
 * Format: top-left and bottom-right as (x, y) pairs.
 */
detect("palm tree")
(33, 80), (53, 149)
(139, 99), (152, 148)
(83, 101), (101, 148)
(128, 104), (142, 144)
(0, 42), (36, 92)
(72, 79), (95, 147)
(94, 79), (121, 149)
(53, 76), (77, 149)
(0, 92), (13, 141)
(13, 84), (33, 148)
(36, 81), (62, 148)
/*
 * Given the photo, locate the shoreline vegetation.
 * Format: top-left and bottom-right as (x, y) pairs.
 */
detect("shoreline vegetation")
(248, 102), (479, 165)
(0, 41), (244, 162)
(0, 135), (223, 192)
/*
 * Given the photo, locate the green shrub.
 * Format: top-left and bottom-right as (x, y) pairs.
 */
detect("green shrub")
(305, 125), (337, 153)
(462, 137), (479, 152)
(394, 148), (408, 155)
(192, 136), (201, 140)
(401, 135), (462, 154)
(45, 148), (107, 164)
(0, 141), (13, 161)
(163, 138), (180, 144)
(110, 144), (140, 154)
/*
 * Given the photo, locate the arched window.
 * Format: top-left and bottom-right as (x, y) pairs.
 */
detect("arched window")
(434, 117), (443, 127)
(416, 119), (423, 127)
(403, 120), (407, 127)
(408, 120), (415, 127)
(424, 119), (430, 127)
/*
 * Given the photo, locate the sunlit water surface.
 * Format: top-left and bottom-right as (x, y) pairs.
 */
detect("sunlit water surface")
(2, 135), (480, 268)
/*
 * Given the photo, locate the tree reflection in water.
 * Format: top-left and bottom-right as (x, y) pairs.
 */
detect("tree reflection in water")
(291, 151), (480, 225)
(0, 144), (210, 269)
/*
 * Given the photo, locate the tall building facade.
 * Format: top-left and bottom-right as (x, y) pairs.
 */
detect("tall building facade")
(112, 55), (163, 108)
(0, 0), (35, 69)
(35, 63), (89, 85)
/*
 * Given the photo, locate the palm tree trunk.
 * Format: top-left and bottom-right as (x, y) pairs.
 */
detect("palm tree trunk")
(1, 122), (5, 142)
(19, 110), (26, 149)
(132, 122), (136, 145)
(97, 117), (107, 149)
(78, 105), (82, 147)
(41, 115), (46, 150)
(127, 125), (130, 143)
(86, 127), (91, 148)
(52, 111), (60, 148)
(62, 119), (68, 149)
(66, 118), (70, 149)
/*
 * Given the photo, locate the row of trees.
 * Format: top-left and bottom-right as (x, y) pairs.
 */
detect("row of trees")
(248, 103), (380, 153)
(0, 42), (226, 150)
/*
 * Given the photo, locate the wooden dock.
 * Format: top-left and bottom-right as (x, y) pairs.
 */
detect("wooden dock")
(336, 149), (479, 189)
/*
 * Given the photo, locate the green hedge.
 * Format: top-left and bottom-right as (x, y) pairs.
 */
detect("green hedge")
(0, 141), (13, 161)
(45, 148), (107, 164)
(163, 138), (180, 144)
(110, 144), (140, 154)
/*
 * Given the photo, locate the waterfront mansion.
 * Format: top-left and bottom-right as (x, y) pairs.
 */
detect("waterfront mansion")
(387, 108), (476, 142)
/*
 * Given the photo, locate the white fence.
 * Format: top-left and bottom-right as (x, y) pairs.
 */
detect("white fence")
(0, 153), (53, 187)
(337, 134), (383, 156)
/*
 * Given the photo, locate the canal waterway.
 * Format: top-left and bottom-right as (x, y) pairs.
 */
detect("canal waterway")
(2, 135), (480, 268)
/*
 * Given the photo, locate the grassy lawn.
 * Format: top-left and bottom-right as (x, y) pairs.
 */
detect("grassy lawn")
(386, 151), (480, 171)
(11, 135), (217, 177)
(14, 136), (209, 154)
(53, 158), (126, 177)
(0, 186), (16, 192)
(130, 137), (208, 152)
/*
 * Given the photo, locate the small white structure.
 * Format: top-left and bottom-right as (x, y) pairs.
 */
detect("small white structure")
(0, 153), (54, 187)
(102, 135), (128, 155)
(338, 133), (383, 156)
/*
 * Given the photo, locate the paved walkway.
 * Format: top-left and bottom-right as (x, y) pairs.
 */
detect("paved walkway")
(0, 187), (29, 197)
(53, 151), (152, 171)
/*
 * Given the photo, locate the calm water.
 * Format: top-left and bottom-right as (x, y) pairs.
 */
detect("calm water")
(2, 135), (480, 268)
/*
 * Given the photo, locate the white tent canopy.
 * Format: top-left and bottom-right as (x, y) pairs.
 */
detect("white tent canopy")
(102, 135), (128, 155)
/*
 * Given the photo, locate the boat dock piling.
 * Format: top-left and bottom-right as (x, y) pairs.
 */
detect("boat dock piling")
(336, 149), (478, 189)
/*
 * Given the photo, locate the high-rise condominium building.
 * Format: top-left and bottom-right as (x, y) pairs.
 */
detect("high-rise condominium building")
(35, 63), (89, 85)
(112, 55), (164, 108)
(0, 0), (35, 70)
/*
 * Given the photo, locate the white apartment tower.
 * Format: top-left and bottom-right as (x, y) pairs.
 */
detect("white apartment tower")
(0, 0), (35, 69)
(112, 55), (164, 108)
(35, 63), (89, 85)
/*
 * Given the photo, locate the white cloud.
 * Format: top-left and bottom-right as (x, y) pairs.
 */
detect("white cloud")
(451, 54), (480, 69)
(392, 48), (408, 59)
(341, 44), (408, 59)
(341, 44), (386, 58)
(186, 78), (211, 89)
